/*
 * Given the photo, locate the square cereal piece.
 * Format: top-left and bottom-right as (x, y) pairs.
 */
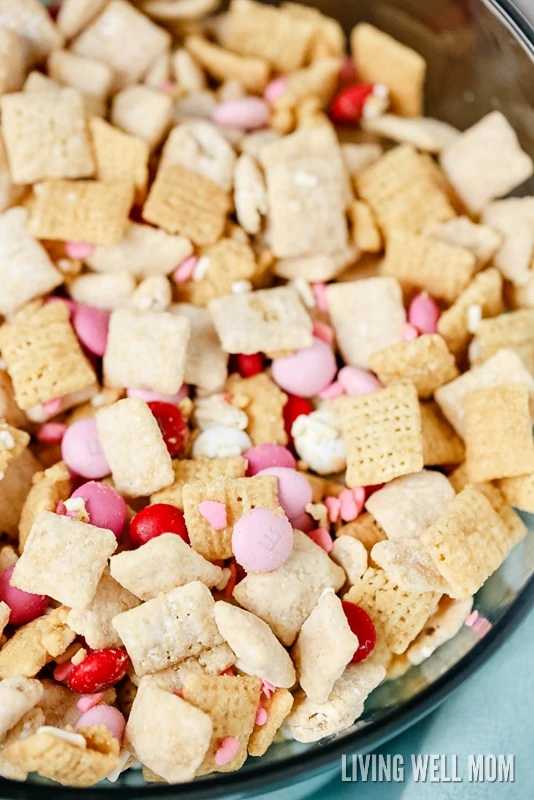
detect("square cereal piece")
(11, 511), (117, 610)
(0, 208), (62, 317)
(419, 401), (465, 466)
(179, 239), (257, 306)
(171, 304), (228, 393)
(369, 334), (458, 399)
(150, 456), (247, 509)
(57, 0), (108, 39)
(161, 121), (236, 193)
(0, 422), (29, 479)
(362, 114), (460, 153)
(0, 600), (8, 638)
(335, 513), (387, 552)
(89, 118), (149, 205)
(111, 85), (172, 152)
(405, 596), (474, 666)
(96, 397), (173, 497)
(266, 155), (349, 259)
(349, 199), (382, 253)
(0, 607), (75, 679)
(351, 23), (426, 117)
(420, 485), (517, 599)
(185, 35), (270, 95)
(224, 0), (315, 72)
(273, 245), (359, 283)
(437, 268), (504, 358)
(72, 0), (170, 91)
(125, 677), (212, 784)
(0, 302), (96, 410)
(143, 164), (231, 246)
(48, 50), (113, 101)
(209, 286), (313, 355)
(1, 89), (93, 184)
(103, 308), (190, 395)
(87, 222), (192, 279)
(344, 567), (440, 654)
(29, 180), (134, 246)
(440, 111), (533, 213)
(0, 27), (25, 96)
(112, 581), (223, 676)
(183, 475), (281, 560)
(365, 470), (455, 540)
(183, 673), (261, 775)
(226, 373), (288, 445)
(0, 0), (63, 66)
(426, 216), (501, 268)
(382, 232), (476, 304)
(0, 450), (40, 541)
(463, 385), (534, 482)
(474, 481), (527, 548)
(341, 382), (424, 487)
(482, 197), (534, 286)
(370, 538), (451, 595)
(248, 688), (294, 757)
(356, 145), (455, 239)
(0, 137), (26, 215)
(499, 473), (534, 514)
(435, 349), (534, 438)
(66, 568), (140, 650)
(468, 310), (534, 374)
(326, 277), (405, 369)
(109, 533), (225, 600)
(233, 530), (346, 646)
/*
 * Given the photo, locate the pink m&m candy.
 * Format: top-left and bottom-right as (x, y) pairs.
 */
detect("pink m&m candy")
(212, 98), (269, 130)
(232, 508), (293, 572)
(72, 305), (110, 357)
(37, 422), (68, 443)
(257, 467), (313, 523)
(245, 444), (296, 476)
(264, 77), (288, 104)
(408, 292), (440, 334)
(75, 704), (125, 743)
(271, 338), (337, 398)
(127, 386), (188, 404)
(65, 241), (95, 260)
(0, 566), (47, 626)
(338, 366), (382, 396)
(61, 418), (110, 480)
(69, 482), (127, 538)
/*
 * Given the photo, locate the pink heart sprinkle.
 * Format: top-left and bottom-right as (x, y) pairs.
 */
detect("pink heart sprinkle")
(325, 496), (341, 523)
(76, 692), (104, 712)
(318, 381), (345, 400)
(214, 736), (240, 767)
(262, 680), (276, 699)
(53, 661), (73, 681)
(255, 705), (268, 726)
(312, 283), (329, 312)
(307, 527), (333, 552)
(339, 488), (364, 522)
(198, 500), (227, 530)
(312, 320), (335, 345)
(401, 323), (419, 342)
(173, 255), (198, 284)
(65, 241), (95, 260)
(42, 397), (62, 416)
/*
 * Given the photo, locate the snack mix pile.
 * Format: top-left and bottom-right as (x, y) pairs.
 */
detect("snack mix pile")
(0, 0), (533, 788)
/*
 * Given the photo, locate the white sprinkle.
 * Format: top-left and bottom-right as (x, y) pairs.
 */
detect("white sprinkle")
(193, 255), (210, 282)
(63, 497), (86, 513)
(467, 303), (482, 333)
(231, 280), (253, 294)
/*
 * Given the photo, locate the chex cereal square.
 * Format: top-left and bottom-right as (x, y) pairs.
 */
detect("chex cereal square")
(419, 401), (465, 466)
(0, 301), (96, 410)
(341, 382), (424, 487)
(47, 49), (113, 102)
(96, 397), (174, 497)
(335, 512), (387, 552)
(185, 35), (270, 95)
(0, 0), (63, 66)
(421, 486), (518, 599)
(89, 117), (149, 204)
(499, 473), (534, 514)
(172, 304), (229, 393)
(151, 456), (247, 509)
(14, 461), (70, 552)
(209, 286), (313, 355)
(370, 538), (451, 595)
(248, 688), (294, 756)
(29, 179), (134, 245)
(0, 606), (75, 679)
(468, 309), (534, 374)
(103, 307), (190, 396)
(111, 85), (172, 152)
(143, 164), (231, 246)
(463, 385), (534, 482)
(1, 89), (94, 184)
(11, 510), (117, 610)
(226, 373), (288, 445)
(369, 334), (458, 399)
(0, 208), (62, 317)
(0, 422), (29, 479)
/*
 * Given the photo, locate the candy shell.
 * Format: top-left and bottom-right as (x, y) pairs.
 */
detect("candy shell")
(61, 418), (110, 480)
(256, 467), (313, 523)
(214, 736), (240, 767)
(75, 704), (125, 743)
(70, 481), (127, 537)
(232, 507), (293, 572)
(172, 256), (198, 284)
(264, 77), (288, 104)
(212, 98), (269, 130)
(307, 528), (333, 552)
(72, 305), (110, 357)
(338, 366), (382, 397)
(0, 566), (47, 626)
(37, 422), (68, 443)
(245, 444), (296, 476)
(408, 292), (440, 334)
(65, 241), (95, 260)
(271, 338), (337, 398)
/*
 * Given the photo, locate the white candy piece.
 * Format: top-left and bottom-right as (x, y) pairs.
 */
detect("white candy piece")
(192, 426), (252, 459)
(292, 409), (346, 475)
(194, 394), (248, 431)
(331, 536), (368, 585)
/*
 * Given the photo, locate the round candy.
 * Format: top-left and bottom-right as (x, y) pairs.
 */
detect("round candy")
(338, 366), (382, 397)
(67, 648), (130, 694)
(263, 77), (288, 104)
(256, 467), (313, 523)
(70, 481), (127, 538)
(37, 422), (68, 443)
(341, 601), (377, 662)
(129, 503), (189, 547)
(65, 241), (94, 260)
(127, 386), (188, 404)
(148, 401), (188, 457)
(271, 338), (337, 398)
(0, 566), (47, 626)
(289, 512), (314, 533)
(61, 418), (110, 480)
(236, 352), (264, 378)
(75, 704), (125, 743)
(212, 98), (269, 130)
(232, 508), (293, 572)
(329, 83), (374, 124)
(245, 444), (296, 476)
(408, 292), (440, 334)
(283, 394), (313, 443)
(72, 305), (110, 357)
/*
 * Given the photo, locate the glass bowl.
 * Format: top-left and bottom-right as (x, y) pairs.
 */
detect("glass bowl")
(4, 0), (534, 797)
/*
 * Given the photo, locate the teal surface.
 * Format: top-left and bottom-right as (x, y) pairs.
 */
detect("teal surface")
(305, 608), (534, 799)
